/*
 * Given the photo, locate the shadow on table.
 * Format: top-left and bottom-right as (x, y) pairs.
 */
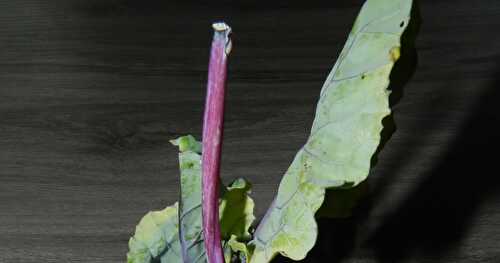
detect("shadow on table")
(364, 66), (500, 262)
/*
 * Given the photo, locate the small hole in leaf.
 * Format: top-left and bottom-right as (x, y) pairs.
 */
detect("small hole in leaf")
(361, 74), (366, 79)
(400, 21), (405, 27)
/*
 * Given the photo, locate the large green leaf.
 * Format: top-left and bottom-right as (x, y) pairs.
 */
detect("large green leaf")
(127, 135), (255, 263)
(250, 0), (414, 261)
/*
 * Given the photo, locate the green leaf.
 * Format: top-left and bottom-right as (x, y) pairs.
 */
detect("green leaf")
(171, 136), (206, 263)
(126, 203), (182, 263)
(227, 235), (253, 262)
(220, 178), (256, 241)
(250, 0), (414, 261)
(171, 135), (202, 154)
(218, 179), (256, 262)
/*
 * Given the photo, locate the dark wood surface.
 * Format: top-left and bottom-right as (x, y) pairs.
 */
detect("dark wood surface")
(1, 0), (499, 262)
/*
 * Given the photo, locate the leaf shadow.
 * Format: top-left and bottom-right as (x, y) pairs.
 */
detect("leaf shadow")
(371, 0), (421, 170)
(365, 64), (500, 262)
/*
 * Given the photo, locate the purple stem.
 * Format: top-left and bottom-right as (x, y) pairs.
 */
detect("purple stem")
(202, 22), (231, 263)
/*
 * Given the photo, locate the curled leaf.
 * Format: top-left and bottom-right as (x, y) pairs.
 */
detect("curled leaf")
(220, 178), (255, 241)
(172, 136), (206, 262)
(227, 235), (253, 263)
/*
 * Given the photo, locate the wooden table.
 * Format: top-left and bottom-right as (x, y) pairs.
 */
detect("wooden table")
(1, 0), (499, 262)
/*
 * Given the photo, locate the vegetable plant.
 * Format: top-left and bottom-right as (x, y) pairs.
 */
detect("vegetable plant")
(126, 0), (415, 262)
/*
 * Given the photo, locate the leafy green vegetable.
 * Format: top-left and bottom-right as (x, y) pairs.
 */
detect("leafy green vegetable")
(128, 0), (416, 262)
(127, 136), (255, 263)
(250, 0), (414, 261)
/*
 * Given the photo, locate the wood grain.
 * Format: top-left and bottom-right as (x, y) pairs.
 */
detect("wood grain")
(1, 0), (499, 262)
